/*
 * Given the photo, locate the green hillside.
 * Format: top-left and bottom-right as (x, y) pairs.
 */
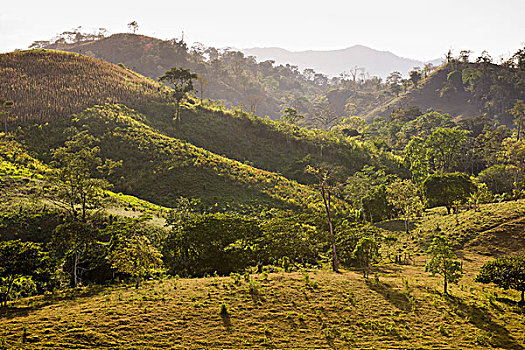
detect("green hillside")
(1, 50), (403, 211)
(16, 104), (339, 211)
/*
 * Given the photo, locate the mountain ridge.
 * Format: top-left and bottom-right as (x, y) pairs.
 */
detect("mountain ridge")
(242, 45), (442, 78)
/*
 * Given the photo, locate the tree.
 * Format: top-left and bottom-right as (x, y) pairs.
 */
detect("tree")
(409, 68), (422, 88)
(305, 165), (340, 272)
(426, 236), (463, 294)
(459, 50), (472, 63)
(362, 184), (393, 223)
(0, 240), (49, 306)
(46, 129), (116, 222)
(386, 179), (423, 235)
(312, 96), (340, 129)
(386, 71), (402, 96)
(425, 128), (469, 173)
(163, 213), (260, 276)
(352, 237), (379, 279)
(45, 129), (118, 287)
(476, 256), (525, 303)
(422, 63), (435, 78)
(500, 138), (525, 199)
(0, 98), (14, 133)
(422, 173), (476, 214)
(510, 100), (525, 141)
(109, 235), (163, 289)
(158, 67), (198, 124)
(404, 137), (429, 184)
(128, 21), (139, 34)
(281, 107), (304, 125)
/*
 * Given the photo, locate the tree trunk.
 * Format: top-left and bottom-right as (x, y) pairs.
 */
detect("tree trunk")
(404, 216), (409, 235)
(521, 290), (524, 303)
(517, 116), (521, 141)
(73, 251), (79, 288)
(135, 275), (140, 289)
(322, 186), (339, 273)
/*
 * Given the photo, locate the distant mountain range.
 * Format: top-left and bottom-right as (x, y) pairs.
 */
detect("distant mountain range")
(243, 45), (442, 79)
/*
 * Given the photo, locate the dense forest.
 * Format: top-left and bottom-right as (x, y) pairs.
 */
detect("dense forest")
(1, 28), (525, 349)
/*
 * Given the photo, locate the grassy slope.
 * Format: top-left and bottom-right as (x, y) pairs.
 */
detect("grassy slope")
(138, 102), (403, 185)
(1, 259), (524, 349)
(0, 134), (171, 240)
(16, 104), (345, 212)
(376, 200), (525, 257)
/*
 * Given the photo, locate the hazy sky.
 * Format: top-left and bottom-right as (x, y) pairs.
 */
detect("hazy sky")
(1, 0), (524, 61)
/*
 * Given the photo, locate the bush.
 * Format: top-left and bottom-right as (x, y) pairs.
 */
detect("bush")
(163, 213), (261, 276)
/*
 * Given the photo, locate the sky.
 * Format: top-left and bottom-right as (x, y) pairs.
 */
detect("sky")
(1, 0), (524, 61)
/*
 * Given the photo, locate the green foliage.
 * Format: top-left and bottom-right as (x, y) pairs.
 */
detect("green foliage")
(281, 107), (304, 125)
(425, 128), (469, 173)
(163, 213), (261, 276)
(0, 240), (49, 306)
(386, 179), (422, 234)
(352, 237), (379, 279)
(476, 256), (525, 302)
(45, 128), (117, 221)
(362, 184), (393, 223)
(109, 235), (163, 289)
(423, 173), (476, 214)
(335, 224), (385, 267)
(477, 165), (515, 195)
(258, 214), (325, 267)
(425, 236), (463, 294)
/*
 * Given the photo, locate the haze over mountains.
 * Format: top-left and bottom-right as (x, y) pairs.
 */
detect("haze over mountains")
(243, 45), (442, 78)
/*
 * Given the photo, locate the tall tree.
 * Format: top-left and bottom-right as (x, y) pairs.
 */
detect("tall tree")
(158, 67), (198, 125)
(45, 129), (118, 287)
(426, 236), (463, 294)
(386, 179), (423, 235)
(386, 71), (402, 96)
(305, 165), (340, 272)
(426, 128), (469, 173)
(409, 67), (422, 88)
(404, 137), (429, 185)
(510, 99), (525, 141)
(47, 129), (117, 222)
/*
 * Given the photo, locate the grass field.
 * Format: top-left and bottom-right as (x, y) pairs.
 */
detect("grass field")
(1, 252), (524, 349)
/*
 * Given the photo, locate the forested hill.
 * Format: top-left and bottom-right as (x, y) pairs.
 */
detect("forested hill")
(0, 49), (403, 212)
(366, 59), (525, 124)
(42, 33), (324, 120)
(35, 32), (525, 127)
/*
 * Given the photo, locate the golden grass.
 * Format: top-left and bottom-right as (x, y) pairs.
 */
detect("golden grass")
(2, 255), (524, 349)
